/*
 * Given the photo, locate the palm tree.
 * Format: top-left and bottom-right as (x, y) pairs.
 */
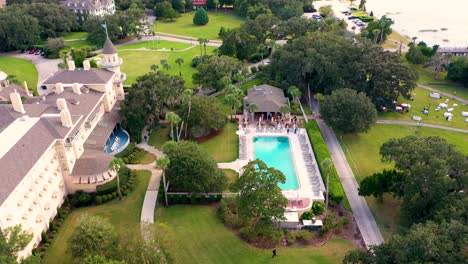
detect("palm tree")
(199, 38), (209, 56)
(321, 158), (333, 213)
(197, 38), (204, 57)
(160, 59), (170, 71)
(156, 157), (170, 207)
(314, 93), (325, 113)
(224, 93), (241, 121)
(108, 158), (125, 199)
(165, 112), (181, 142)
(248, 103), (258, 122)
(182, 89), (193, 138)
(150, 64), (159, 72)
(280, 105), (291, 121)
(288, 86), (302, 103)
(257, 44), (266, 63)
(175, 57), (184, 76)
(372, 29), (381, 44)
(213, 0), (219, 12)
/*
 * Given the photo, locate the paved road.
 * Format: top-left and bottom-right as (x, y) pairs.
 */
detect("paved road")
(316, 119), (385, 248)
(377, 119), (468, 133)
(417, 84), (468, 104)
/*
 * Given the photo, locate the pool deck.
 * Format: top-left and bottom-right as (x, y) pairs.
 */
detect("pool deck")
(219, 124), (325, 212)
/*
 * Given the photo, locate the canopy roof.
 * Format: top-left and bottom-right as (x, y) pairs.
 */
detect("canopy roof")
(245, 84), (288, 113)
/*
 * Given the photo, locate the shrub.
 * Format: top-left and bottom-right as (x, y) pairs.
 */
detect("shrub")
(41, 232), (48, 243)
(239, 226), (257, 241)
(193, 7), (209, 25)
(300, 210), (314, 220)
(209, 195), (215, 202)
(96, 166), (130, 195)
(295, 230), (313, 242)
(250, 66), (258, 73)
(190, 195), (196, 204)
(216, 194), (222, 201)
(95, 196), (102, 205)
(181, 194), (188, 203)
(200, 195), (206, 203)
(312, 201), (325, 215)
(306, 121), (345, 204)
(73, 191), (93, 207)
(106, 194), (112, 201)
(102, 195), (108, 202)
(173, 194), (180, 204)
(112, 192), (117, 199)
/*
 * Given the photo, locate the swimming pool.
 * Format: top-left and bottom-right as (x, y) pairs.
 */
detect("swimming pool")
(253, 136), (299, 190)
(104, 125), (130, 155)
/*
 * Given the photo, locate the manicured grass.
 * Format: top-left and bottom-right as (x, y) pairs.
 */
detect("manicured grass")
(43, 170), (151, 263)
(339, 124), (468, 239)
(154, 11), (245, 40)
(378, 87), (468, 129)
(65, 40), (95, 50)
(62, 31), (88, 40)
(223, 169), (239, 192)
(117, 40), (192, 51)
(140, 152), (157, 164)
(156, 205), (356, 264)
(148, 125), (171, 150)
(117, 43), (216, 87)
(200, 122), (239, 162)
(238, 77), (265, 92)
(0, 57), (38, 95)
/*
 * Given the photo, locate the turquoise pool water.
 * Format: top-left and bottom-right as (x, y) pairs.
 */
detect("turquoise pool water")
(254, 136), (299, 190)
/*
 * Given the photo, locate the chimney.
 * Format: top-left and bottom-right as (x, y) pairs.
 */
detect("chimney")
(10, 90), (25, 114)
(83, 60), (90, 70)
(55, 83), (64, 94)
(67, 60), (75, 71)
(72, 83), (81, 95)
(56, 98), (68, 111)
(23, 81), (32, 96)
(60, 109), (73, 128)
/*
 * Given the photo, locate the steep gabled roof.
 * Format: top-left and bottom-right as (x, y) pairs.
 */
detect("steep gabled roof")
(102, 37), (117, 54)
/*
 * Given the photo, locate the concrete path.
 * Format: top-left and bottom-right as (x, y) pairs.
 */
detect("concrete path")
(218, 159), (248, 172)
(417, 83), (468, 104)
(127, 143), (165, 224)
(376, 119), (468, 133)
(316, 119), (384, 248)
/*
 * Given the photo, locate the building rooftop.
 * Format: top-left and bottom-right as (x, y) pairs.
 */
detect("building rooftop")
(61, 0), (114, 10)
(102, 37), (117, 54)
(245, 84), (289, 113)
(42, 68), (115, 85)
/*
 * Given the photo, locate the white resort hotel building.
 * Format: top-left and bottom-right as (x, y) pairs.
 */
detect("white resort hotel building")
(0, 38), (128, 259)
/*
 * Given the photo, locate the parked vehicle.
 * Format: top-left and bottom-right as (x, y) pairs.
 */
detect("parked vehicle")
(347, 16), (357, 20)
(35, 50), (41, 55)
(28, 49), (36, 54)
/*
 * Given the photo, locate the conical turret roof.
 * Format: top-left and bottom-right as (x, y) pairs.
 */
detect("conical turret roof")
(102, 37), (117, 54)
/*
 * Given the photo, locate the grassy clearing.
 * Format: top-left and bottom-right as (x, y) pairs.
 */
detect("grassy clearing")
(378, 87), (468, 129)
(118, 43), (216, 87)
(339, 124), (468, 239)
(63, 31), (88, 40)
(118, 40), (192, 51)
(154, 11), (245, 40)
(0, 57), (38, 95)
(64, 40), (95, 50)
(43, 170), (151, 263)
(156, 205), (356, 264)
(200, 122), (239, 162)
(148, 125), (171, 150)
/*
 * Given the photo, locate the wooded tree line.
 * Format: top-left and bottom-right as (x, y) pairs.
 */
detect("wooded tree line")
(0, 1), (77, 51)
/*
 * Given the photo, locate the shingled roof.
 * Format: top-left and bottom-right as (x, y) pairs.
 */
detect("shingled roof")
(245, 84), (289, 113)
(42, 68), (115, 85)
(102, 37), (117, 54)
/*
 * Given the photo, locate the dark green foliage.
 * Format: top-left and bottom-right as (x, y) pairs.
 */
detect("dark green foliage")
(270, 31), (417, 108)
(171, 0), (185, 12)
(193, 7), (209, 25)
(163, 141), (227, 193)
(120, 147), (148, 164)
(193, 55), (243, 90)
(234, 0), (303, 20)
(380, 136), (467, 225)
(287, 230), (313, 244)
(299, 210), (314, 220)
(406, 42), (439, 64)
(306, 121), (344, 203)
(358, 169), (405, 200)
(121, 71), (184, 142)
(320, 88), (377, 133)
(115, 142), (136, 158)
(0, 225), (33, 263)
(95, 196), (103, 205)
(0, 8), (41, 51)
(177, 96), (227, 138)
(311, 201), (325, 215)
(70, 47), (91, 67)
(446, 57), (468, 87)
(363, 15), (394, 44)
(73, 191), (93, 207)
(96, 166), (131, 195)
(154, 1), (180, 21)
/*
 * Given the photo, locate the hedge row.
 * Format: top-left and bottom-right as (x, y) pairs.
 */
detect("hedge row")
(158, 182), (223, 205)
(96, 170), (137, 200)
(115, 142), (136, 158)
(306, 121), (345, 204)
(122, 147), (148, 164)
(96, 166), (132, 195)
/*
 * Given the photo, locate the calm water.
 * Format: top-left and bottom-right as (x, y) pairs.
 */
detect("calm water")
(254, 136), (299, 190)
(366, 0), (468, 46)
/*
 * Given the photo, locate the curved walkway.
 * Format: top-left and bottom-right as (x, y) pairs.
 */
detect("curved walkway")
(127, 143), (164, 224)
(316, 119), (384, 248)
(377, 119), (468, 133)
(417, 84), (468, 104)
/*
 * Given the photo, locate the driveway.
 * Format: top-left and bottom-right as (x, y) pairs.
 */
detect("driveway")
(316, 119), (385, 248)
(417, 84), (468, 104)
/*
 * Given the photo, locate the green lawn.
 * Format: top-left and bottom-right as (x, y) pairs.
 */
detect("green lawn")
(148, 125), (171, 150)
(378, 87), (468, 129)
(339, 124), (468, 240)
(117, 43), (216, 87)
(64, 40), (95, 50)
(117, 40), (192, 51)
(156, 206), (356, 264)
(239, 77), (265, 92)
(154, 11), (245, 40)
(223, 169), (239, 192)
(0, 57), (38, 95)
(43, 171), (151, 263)
(200, 122), (239, 162)
(63, 31), (88, 40)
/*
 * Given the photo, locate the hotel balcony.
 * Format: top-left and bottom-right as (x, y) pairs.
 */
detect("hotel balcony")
(113, 73), (127, 84)
(99, 57), (123, 68)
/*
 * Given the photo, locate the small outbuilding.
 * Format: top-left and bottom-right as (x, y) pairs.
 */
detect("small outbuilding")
(244, 84), (289, 121)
